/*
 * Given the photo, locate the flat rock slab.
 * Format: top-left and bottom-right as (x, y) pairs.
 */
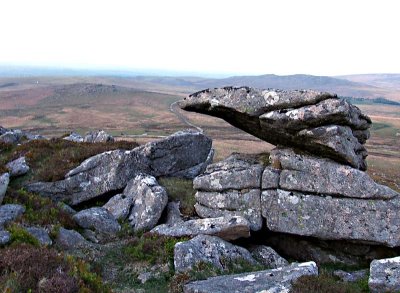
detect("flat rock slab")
(151, 215), (250, 241)
(174, 235), (258, 273)
(180, 87), (370, 170)
(369, 256), (400, 292)
(73, 207), (121, 236)
(27, 130), (213, 205)
(0, 204), (25, 228)
(184, 261), (318, 293)
(262, 189), (400, 247)
(271, 147), (398, 199)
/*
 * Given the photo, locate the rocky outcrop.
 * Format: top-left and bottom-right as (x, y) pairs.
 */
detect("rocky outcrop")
(369, 256), (400, 292)
(27, 130), (213, 205)
(193, 154), (263, 231)
(6, 157), (30, 177)
(0, 126), (45, 144)
(84, 130), (114, 143)
(174, 235), (258, 273)
(0, 173), (9, 205)
(151, 215), (250, 241)
(73, 207), (121, 237)
(127, 174), (168, 232)
(184, 261), (318, 293)
(180, 87), (370, 170)
(63, 132), (84, 142)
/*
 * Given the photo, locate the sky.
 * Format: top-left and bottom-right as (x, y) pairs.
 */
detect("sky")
(0, 0), (399, 76)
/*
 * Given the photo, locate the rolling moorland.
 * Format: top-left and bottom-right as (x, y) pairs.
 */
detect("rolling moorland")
(0, 73), (399, 192)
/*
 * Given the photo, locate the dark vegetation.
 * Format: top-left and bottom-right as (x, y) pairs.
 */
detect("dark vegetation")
(342, 96), (400, 106)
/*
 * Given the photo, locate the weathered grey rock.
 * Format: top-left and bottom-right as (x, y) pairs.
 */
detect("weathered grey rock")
(0, 229), (11, 245)
(184, 261), (318, 293)
(57, 202), (77, 216)
(193, 154), (263, 191)
(172, 149), (215, 179)
(0, 173), (10, 205)
(0, 204), (25, 228)
(26, 130), (212, 205)
(194, 189), (262, 231)
(103, 193), (133, 221)
(369, 256), (400, 293)
(26, 227), (52, 246)
(6, 157), (29, 177)
(165, 202), (184, 225)
(261, 167), (280, 189)
(271, 147), (399, 199)
(56, 227), (91, 250)
(180, 87), (370, 170)
(250, 245), (289, 269)
(0, 127), (45, 144)
(73, 207), (121, 236)
(84, 130), (114, 143)
(174, 235), (258, 273)
(333, 269), (368, 283)
(63, 132), (83, 142)
(261, 189), (400, 247)
(151, 215), (250, 241)
(127, 174), (168, 232)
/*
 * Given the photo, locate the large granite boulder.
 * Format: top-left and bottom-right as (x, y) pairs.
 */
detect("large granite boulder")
(0, 173), (10, 205)
(27, 130), (213, 205)
(184, 261), (318, 293)
(126, 174), (168, 232)
(369, 256), (400, 292)
(193, 155), (263, 231)
(151, 215), (250, 241)
(180, 87), (370, 170)
(6, 157), (30, 177)
(174, 235), (258, 273)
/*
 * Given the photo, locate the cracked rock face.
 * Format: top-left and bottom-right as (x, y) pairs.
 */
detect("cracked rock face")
(174, 235), (258, 273)
(193, 154), (263, 231)
(184, 261), (318, 293)
(180, 87), (370, 170)
(26, 130), (213, 205)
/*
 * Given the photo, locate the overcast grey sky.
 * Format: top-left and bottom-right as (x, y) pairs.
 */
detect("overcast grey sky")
(1, 0), (399, 76)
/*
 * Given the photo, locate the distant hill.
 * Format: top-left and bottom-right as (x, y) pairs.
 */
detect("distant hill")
(338, 74), (400, 90)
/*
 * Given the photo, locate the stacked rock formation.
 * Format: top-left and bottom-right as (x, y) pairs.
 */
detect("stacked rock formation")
(181, 87), (400, 247)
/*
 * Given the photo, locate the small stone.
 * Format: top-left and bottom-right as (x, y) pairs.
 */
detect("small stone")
(6, 157), (30, 177)
(0, 229), (11, 245)
(73, 207), (121, 236)
(26, 227), (52, 246)
(250, 245), (289, 269)
(0, 204), (25, 228)
(56, 227), (91, 250)
(333, 269), (368, 283)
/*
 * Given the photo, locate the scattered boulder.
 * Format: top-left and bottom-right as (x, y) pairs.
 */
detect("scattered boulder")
(127, 174), (168, 232)
(56, 227), (92, 250)
(174, 235), (258, 273)
(0, 204), (25, 228)
(193, 155), (263, 231)
(84, 130), (114, 143)
(369, 256), (400, 293)
(333, 269), (368, 283)
(73, 207), (121, 237)
(0, 229), (10, 245)
(63, 132), (84, 142)
(0, 173), (10, 205)
(0, 127), (45, 144)
(184, 261), (318, 293)
(151, 215), (250, 241)
(180, 87), (370, 170)
(26, 227), (52, 246)
(103, 193), (133, 221)
(249, 245), (289, 269)
(27, 130), (213, 205)
(6, 157), (30, 177)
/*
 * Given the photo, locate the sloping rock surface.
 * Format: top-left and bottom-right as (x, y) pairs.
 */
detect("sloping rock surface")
(180, 87), (370, 170)
(174, 235), (258, 273)
(26, 130), (213, 205)
(184, 261), (318, 293)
